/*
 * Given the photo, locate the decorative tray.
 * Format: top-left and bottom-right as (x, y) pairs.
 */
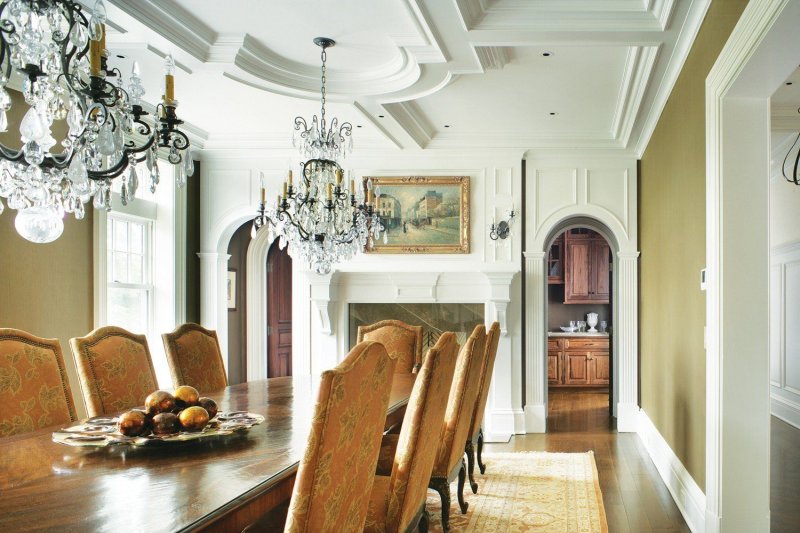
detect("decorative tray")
(52, 411), (264, 448)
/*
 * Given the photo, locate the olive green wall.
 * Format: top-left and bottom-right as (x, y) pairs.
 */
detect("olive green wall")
(639, 0), (749, 490)
(0, 91), (94, 417)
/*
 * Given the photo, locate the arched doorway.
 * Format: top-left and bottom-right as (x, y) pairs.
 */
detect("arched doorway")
(545, 225), (613, 428)
(267, 239), (292, 377)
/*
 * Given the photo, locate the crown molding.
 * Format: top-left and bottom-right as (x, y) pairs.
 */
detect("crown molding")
(475, 46), (511, 71)
(771, 105), (800, 131)
(454, 0), (676, 32)
(634, 0), (711, 157)
(107, 0), (215, 62)
(612, 45), (659, 145)
(382, 101), (435, 149)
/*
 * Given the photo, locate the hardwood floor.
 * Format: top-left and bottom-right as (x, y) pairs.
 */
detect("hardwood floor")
(484, 389), (690, 533)
(771, 416), (800, 533)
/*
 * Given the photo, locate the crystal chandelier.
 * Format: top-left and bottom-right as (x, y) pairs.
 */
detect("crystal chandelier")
(252, 38), (384, 274)
(0, 0), (192, 243)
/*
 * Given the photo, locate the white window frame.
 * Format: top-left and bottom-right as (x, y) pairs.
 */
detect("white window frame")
(94, 162), (187, 388)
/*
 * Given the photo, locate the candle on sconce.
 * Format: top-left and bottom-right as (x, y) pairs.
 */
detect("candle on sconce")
(89, 25), (104, 76)
(282, 181), (287, 198)
(335, 169), (343, 185)
(164, 54), (176, 102)
(327, 183), (333, 201)
(350, 178), (355, 193)
(288, 169), (293, 187)
(261, 187), (266, 203)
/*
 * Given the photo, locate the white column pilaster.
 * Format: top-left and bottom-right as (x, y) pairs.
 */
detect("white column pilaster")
(523, 252), (547, 433)
(616, 252), (640, 432)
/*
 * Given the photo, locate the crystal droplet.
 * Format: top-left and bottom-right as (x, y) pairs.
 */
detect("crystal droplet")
(68, 154), (88, 190)
(23, 140), (44, 165)
(20, 107), (44, 141)
(120, 183), (128, 206)
(127, 165), (138, 196)
(96, 124), (115, 155)
(0, 110), (7, 132)
(0, 88), (10, 110)
(67, 102), (84, 134)
(69, 22), (88, 48)
(250, 223), (257, 240)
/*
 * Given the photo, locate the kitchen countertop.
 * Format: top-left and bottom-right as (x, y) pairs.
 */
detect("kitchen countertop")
(548, 332), (609, 337)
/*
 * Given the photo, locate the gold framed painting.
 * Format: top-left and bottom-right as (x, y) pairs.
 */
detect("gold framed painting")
(366, 176), (470, 254)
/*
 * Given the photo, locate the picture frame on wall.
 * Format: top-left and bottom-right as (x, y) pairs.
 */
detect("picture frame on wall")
(365, 176), (470, 254)
(227, 269), (237, 310)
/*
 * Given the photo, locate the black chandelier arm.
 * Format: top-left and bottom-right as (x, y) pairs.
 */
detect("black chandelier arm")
(275, 208), (313, 241)
(294, 116), (309, 133)
(86, 133), (156, 181)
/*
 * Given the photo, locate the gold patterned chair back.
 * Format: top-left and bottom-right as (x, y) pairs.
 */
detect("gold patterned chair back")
(285, 341), (398, 532)
(377, 332), (459, 532)
(0, 329), (77, 437)
(468, 322), (501, 439)
(70, 326), (158, 417)
(162, 323), (227, 393)
(357, 320), (423, 374)
(432, 324), (486, 478)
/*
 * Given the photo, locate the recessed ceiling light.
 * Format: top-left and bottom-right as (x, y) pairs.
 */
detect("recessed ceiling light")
(356, 125), (362, 128)
(116, 54), (126, 59)
(378, 115), (385, 118)
(444, 124), (451, 128)
(542, 52), (553, 57)
(787, 82), (794, 85)
(549, 112), (557, 116)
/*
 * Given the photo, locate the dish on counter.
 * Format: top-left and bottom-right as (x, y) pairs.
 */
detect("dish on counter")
(559, 326), (577, 332)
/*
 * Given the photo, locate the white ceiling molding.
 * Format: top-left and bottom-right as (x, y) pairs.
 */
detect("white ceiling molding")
(455, 0), (676, 32)
(382, 101), (435, 149)
(633, 0), (711, 157)
(612, 45), (659, 145)
(108, 0), (216, 62)
(475, 46), (511, 71)
(97, 0), (712, 156)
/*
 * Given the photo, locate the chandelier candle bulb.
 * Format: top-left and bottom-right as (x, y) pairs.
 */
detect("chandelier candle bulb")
(288, 169), (293, 187)
(336, 169), (343, 185)
(165, 55), (175, 102)
(89, 34), (102, 76)
(282, 181), (287, 198)
(327, 182), (333, 200)
(261, 187), (266, 203)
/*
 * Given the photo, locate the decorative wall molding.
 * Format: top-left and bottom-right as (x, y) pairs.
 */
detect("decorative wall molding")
(770, 240), (800, 430)
(638, 410), (707, 533)
(524, 156), (638, 433)
(475, 46), (511, 71)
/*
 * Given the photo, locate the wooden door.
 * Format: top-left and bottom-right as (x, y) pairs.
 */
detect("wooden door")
(565, 240), (591, 302)
(591, 240), (610, 302)
(590, 352), (610, 385)
(267, 240), (292, 377)
(564, 353), (590, 385)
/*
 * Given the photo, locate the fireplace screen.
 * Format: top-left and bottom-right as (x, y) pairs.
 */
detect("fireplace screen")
(348, 303), (485, 350)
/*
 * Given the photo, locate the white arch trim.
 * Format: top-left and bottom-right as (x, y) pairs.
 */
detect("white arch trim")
(245, 226), (272, 381)
(524, 205), (639, 434)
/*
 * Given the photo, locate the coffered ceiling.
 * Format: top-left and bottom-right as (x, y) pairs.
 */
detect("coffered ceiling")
(99, 0), (710, 156)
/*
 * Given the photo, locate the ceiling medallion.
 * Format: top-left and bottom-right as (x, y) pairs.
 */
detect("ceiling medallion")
(0, 0), (192, 243)
(252, 37), (385, 274)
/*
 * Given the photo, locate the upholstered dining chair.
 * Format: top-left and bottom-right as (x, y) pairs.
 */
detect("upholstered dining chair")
(162, 323), (227, 393)
(70, 326), (158, 417)
(465, 321), (501, 493)
(282, 340), (398, 532)
(357, 320), (423, 374)
(0, 329), (78, 437)
(364, 332), (460, 533)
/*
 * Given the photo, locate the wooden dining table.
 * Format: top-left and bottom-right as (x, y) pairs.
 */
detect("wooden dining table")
(0, 373), (415, 532)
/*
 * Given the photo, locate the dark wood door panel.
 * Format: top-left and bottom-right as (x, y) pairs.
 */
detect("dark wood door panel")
(268, 240), (292, 378)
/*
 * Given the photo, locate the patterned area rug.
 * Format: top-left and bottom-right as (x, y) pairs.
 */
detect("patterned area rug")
(427, 451), (608, 533)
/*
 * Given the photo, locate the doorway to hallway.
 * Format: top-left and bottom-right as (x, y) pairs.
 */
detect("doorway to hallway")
(267, 239), (292, 377)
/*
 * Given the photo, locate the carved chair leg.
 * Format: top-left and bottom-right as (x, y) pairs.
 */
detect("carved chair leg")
(477, 427), (487, 474)
(457, 457), (469, 514)
(465, 440), (478, 493)
(429, 477), (451, 532)
(418, 506), (430, 533)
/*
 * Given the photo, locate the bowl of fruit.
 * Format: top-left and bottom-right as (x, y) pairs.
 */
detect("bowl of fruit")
(53, 385), (263, 448)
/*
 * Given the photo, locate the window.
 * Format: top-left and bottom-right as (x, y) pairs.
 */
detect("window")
(106, 215), (152, 334)
(97, 163), (184, 388)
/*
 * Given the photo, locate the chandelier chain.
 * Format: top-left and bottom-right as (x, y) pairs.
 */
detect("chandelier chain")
(320, 46), (327, 135)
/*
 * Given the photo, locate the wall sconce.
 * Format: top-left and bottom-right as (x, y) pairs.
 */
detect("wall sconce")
(489, 206), (517, 241)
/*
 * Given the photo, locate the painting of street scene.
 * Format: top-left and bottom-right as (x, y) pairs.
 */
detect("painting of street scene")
(367, 176), (469, 253)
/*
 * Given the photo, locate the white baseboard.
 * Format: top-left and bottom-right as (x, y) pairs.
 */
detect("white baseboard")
(486, 408), (524, 441)
(616, 402), (640, 432)
(524, 404), (546, 433)
(638, 410), (706, 533)
(771, 393), (800, 429)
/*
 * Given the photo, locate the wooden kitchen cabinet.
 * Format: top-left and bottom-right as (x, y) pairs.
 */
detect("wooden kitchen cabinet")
(548, 336), (609, 387)
(564, 229), (610, 304)
(547, 234), (565, 284)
